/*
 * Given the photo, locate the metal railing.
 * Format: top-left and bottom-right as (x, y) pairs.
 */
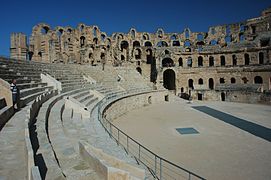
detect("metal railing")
(97, 91), (206, 180)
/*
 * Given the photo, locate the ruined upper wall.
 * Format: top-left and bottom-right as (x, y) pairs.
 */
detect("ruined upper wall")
(10, 7), (271, 62)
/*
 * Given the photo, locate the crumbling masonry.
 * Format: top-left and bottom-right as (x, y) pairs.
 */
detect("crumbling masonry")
(10, 7), (271, 103)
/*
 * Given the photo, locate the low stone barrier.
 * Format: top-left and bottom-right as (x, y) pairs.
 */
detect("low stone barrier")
(24, 90), (57, 180)
(79, 141), (145, 180)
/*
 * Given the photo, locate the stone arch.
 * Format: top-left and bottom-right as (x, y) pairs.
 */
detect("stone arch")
(146, 49), (153, 64)
(163, 69), (176, 90)
(188, 79), (194, 89)
(198, 78), (203, 85)
(162, 58), (174, 67)
(136, 67), (142, 74)
(120, 41), (129, 51)
(135, 48), (141, 59)
(178, 57), (183, 67)
(221, 92), (226, 101)
(244, 53), (250, 65)
(231, 77), (236, 84)
(232, 54), (237, 66)
(209, 56), (214, 67)
(209, 78), (214, 89)
(198, 56), (203, 67)
(144, 41), (152, 47)
(254, 76), (263, 84)
(220, 55), (226, 66)
(133, 41), (140, 48)
(157, 41), (168, 47)
(259, 52), (264, 64)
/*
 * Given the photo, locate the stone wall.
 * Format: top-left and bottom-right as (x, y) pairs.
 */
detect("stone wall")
(104, 90), (168, 121)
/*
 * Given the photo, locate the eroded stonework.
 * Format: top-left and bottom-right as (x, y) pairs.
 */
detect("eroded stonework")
(10, 7), (271, 103)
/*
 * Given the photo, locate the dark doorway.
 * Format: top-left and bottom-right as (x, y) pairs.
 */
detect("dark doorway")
(198, 93), (203, 100)
(136, 67), (142, 74)
(221, 92), (226, 101)
(188, 79), (194, 89)
(209, 78), (214, 90)
(163, 69), (176, 90)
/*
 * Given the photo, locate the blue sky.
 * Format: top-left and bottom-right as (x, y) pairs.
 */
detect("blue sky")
(0, 0), (270, 56)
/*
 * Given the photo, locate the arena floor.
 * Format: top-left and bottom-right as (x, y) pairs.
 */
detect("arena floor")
(112, 98), (271, 180)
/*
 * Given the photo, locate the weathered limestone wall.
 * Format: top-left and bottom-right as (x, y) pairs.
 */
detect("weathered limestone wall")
(104, 90), (168, 121)
(0, 78), (12, 107)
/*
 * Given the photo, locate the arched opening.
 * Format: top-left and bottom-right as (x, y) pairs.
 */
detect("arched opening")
(209, 78), (214, 90)
(144, 41), (152, 47)
(259, 52), (264, 64)
(187, 57), (192, 67)
(157, 29), (163, 38)
(172, 41), (180, 46)
(135, 49), (141, 59)
(210, 39), (217, 45)
(232, 55), (237, 66)
(41, 26), (49, 35)
(198, 56), (203, 67)
(38, 52), (42, 58)
(225, 36), (231, 45)
(198, 78), (203, 85)
(101, 34), (106, 42)
(93, 27), (97, 37)
(220, 55), (226, 66)
(220, 78), (225, 84)
(254, 76), (263, 84)
(244, 53), (250, 65)
(157, 41), (168, 47)
(80, 36), (85, 47)
(198, 93), (203, 101)
(178, 57), (183, 67)
(188, 79), (194, 89)
(221, 92), (226, 101)
(162, 58), (174, 67)
(209, 56), (214, 67)
(184, 40), (191, 47)
(120, 41), (129, 51)
(163, 69), (176, 90)
(231, 78), (236, 84)
(93, 38), (98, 45)
(133, 41), (140, 48)
(136, 67), (142, 74)
(121, 55), (125, 61)
(146, 49), (153, 64)
(185, 29), (190, 39)
(131, 29), (136, 39)
(171, 34), (177, 40)
(143, 34), (149, 40)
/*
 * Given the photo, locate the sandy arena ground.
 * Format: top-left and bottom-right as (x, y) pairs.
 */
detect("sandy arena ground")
(112, 98), (271, 180)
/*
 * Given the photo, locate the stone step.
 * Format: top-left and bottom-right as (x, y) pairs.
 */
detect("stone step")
(20, 86), (53, 98)
(85, 97), (99, 107)
(17, 82), (48, 90)
(78, 94), (94, 104)
(72, 90), (89, 99)
(48, 100), (99, 179)
(20, 91), (46, 107)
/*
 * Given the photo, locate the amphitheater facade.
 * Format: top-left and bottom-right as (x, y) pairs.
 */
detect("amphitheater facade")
(1, 6), (271, 180)
(10, 7), (271, 104)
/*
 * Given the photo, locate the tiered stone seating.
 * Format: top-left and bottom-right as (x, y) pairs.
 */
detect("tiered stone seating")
(0, 57), (154, 179)
(0, 58), (54, 107)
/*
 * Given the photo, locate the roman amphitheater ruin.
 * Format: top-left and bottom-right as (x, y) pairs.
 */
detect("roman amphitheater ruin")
(0, 6), (271, 180)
